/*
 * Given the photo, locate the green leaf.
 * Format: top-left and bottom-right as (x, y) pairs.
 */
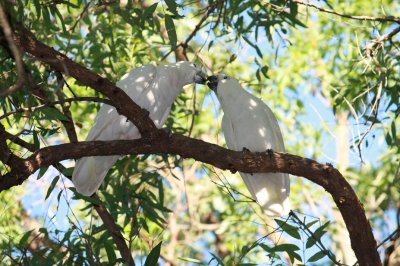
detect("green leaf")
(143, 3), (158, 20)
(391, 121), (396, 141)
(385, 131), (392, 145)
(52, 7), (66, 32)
(45, 175), (60, 200)
(242, 36), (263, 58)
(105, 240), (117, 263)
(307, 251), (327, 262)
(260, 65), (269, 78)
(141, 201), (167, 225)
(164, 0), (181, 16)
(37, 167), (48, 180)
(306, 221), (329, 248)
(42, 7), (51, 26)
(33, 131), (40, 149)
(62, 167), (74, 177)
(272, 243), (300, 252)
(261, 243), (302, 263)
(178, 257), (204, 264)
(38, 227), (48, 236)
(144, 242), (162, 266)
(208, 252), (224, 265)
(165, 15), (177, 50)
(39, 107), (70, 121)
(19, 230), (34, 246)
(305, 220), (319, 229)
(69, 187), (102, 205)
(33, 0), (41, 19)
(274, 219), (301, 239)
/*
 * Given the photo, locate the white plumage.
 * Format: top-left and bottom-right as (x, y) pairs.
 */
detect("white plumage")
(208, 74), (290, 216)
(72, 62), (206, 196)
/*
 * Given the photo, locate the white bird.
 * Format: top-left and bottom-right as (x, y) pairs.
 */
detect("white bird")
(72, 61), (206, 196)
(207, 74), (290, 216)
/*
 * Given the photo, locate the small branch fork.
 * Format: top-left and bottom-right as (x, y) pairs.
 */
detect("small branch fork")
(161, 0), (222, 61)
(291, 0), (400, 24)
(0, 24), (382, 266)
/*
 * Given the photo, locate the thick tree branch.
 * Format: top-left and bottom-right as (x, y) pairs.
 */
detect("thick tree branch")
(6, 23), (381, 265)
(292, 0), (400, 23)
(12, 26), (156, 136)
(0, 132), (381, 265)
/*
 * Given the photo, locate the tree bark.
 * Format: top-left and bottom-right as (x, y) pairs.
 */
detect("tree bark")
(0, 25), (382, 266)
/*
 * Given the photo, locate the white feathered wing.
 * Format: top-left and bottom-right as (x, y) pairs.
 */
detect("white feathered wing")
(72, 62), (205, 196)
(216, 75), (290, 216)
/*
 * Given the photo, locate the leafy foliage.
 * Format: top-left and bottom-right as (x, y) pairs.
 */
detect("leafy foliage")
(0, 0), (399, 265)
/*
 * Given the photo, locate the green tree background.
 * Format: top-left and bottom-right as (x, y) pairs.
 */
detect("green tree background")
(0, 0), (399, 265)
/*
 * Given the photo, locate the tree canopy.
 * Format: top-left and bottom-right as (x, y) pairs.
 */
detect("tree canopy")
(0, 0), (399, 265)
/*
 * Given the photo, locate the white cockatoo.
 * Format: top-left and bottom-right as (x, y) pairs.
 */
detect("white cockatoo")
(207, 74), (290, 216)
(72, 61), (206, 196)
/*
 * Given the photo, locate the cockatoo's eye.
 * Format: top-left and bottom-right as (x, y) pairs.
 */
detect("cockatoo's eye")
(223, 76), (228, 80)
(192, 63), (197, 68)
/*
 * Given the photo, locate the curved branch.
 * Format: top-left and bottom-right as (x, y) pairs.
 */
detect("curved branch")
(7, 22), (381, 265)
(0, 97), (113, 121)
(12, 26), (157, 136)
(0, 131), (381, 265)
(292, 0), (400, 23)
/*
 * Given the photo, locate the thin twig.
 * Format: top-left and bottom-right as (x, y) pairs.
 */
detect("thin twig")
(188, 86), (197, 137)
(3, 130), (35, 152)
(291, 0), (400, 23)
(161, 1), (221, 61)
(0, 5), (26, 97)
(0, 97), (112, 121)
(355, 84), (382, 162)
(290, 211), (345, 266)
(92, 194), (135, 266)
(365, 26), (400, 56)
(377, 228), (400, 249)
(55, 73), (78, 143)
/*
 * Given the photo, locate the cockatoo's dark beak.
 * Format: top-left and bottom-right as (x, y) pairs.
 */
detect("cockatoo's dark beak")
(207, 75), (219, 91)
(195, 71), (207, 84)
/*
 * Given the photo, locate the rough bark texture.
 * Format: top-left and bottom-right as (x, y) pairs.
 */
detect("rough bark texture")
(0, 25), (382, 266)
(0, 134), (381, 265)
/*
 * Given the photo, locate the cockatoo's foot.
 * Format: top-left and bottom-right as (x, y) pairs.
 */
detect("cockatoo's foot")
(161, 128), (173, 137)
(141, 108), (150, 117)
(265, 149), (274, 159)
(242, 147), (251, 153)
(228, 163), (237, 174)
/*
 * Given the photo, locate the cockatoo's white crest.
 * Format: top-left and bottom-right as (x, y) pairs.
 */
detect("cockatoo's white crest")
(72, 62), (206, 196)
(208, 74), (290, 216)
